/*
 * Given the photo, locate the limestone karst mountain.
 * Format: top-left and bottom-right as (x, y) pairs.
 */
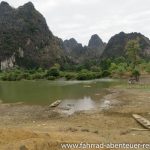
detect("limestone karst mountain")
(0, 1), (65, 69)
(86, 34), (106, 59)
(63, 34), (106, 63)
(102, 32), (150, 59)
(0, 1), (150, 70)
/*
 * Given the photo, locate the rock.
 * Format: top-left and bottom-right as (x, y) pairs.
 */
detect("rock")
(19, 145), (28, 150)
(93, 130), (99, 134)
(81, 129), (90, 132)
(67, 104), (74, 107)
(1, 54), (15, 70)
(66, 127), (78, 132)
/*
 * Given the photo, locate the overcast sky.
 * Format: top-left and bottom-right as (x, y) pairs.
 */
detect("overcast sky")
(3, 0), (150, 45)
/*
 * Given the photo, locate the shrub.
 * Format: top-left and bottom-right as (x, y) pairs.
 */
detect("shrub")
(65, 73), (77, 80)
(46, 67), (60, 77)
(20, 73), (31, 80)
(1, 72), (19, 81)
(145, 63), (150, 73)
(102, 70), (111, 77)
(47, 76), (56, 80)
(109, 63), (118, 74)
(77, 70), (97, 80)
(32, 73), (43, 79)
(116, 66), (126, 76)
(109, 62), (128, 76)
(95, 72), (102, 78)
(1, 73), (9, 81)
(90, 66), (101, 72)
(132, 69), (140, 81)
(132, 69), (140, 77)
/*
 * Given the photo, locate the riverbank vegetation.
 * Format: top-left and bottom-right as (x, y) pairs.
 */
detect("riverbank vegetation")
(0, 58), (149, 81)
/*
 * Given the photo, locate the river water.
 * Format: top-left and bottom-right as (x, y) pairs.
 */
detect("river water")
(0, 79), (122, 113)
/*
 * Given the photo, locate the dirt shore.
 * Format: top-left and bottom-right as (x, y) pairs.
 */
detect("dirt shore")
(0, 83), (150, 150)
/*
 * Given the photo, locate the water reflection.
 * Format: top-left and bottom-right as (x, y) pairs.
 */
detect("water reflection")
(59, 97), (96, 114)
(58, 96), (112, 114)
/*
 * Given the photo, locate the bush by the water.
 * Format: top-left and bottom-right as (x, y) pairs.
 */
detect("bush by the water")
(64, 72), (77, 80)
(0, 57), (149, 81)
(77, 69), (101, 80)
(46, 67), (60, 77)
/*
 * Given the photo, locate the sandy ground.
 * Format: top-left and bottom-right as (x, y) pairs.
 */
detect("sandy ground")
(0, 82), (150, 150)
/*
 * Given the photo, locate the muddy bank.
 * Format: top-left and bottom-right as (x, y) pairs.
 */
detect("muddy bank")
(0, 86), (150, 150)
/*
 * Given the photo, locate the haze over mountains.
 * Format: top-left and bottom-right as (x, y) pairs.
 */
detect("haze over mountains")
(0, 1), (150, 70)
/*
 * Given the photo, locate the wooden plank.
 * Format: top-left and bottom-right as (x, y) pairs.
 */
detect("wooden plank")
(132, 114), (150, 130)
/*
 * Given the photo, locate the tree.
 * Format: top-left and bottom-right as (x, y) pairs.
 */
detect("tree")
(126, 39), (140, 69)
(126, 39), (141, 81)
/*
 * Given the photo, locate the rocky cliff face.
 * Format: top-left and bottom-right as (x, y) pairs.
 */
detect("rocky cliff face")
(88, 34), (105, 50)
(64, 38), (78, 53)
(63, 38), (86, 63)
(102, 32), (150, 59)
(86, 34), (106, 59)
(1, 54), (15, 70)
(0, 1), (64, 70)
